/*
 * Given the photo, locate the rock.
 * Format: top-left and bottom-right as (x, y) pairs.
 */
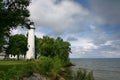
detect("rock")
(21, 73), (47, 80)
(60, 68), (66, 72)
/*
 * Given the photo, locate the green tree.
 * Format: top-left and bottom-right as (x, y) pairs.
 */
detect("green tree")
(55, 37), (71, 62)
(6, 34), (28, 59)
(0, 0), (30, 52)
(38, 36), (71, 63)
(39, 36), (55, 57)
(35, 36), (40, 58)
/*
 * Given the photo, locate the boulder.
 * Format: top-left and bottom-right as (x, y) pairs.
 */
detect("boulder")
(22, 73), (47, 80)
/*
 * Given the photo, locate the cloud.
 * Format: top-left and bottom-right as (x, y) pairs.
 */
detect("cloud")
(101, 40), (120, 50)
(11, 27), (27, 35)
(70, 38), (98, 52)
(35, 31), (46, 38)
(68, 29), (120, 58)
(31, 0), (120, 58)
(67, 36), (78, 41)
(11, 0), (120, 58)
(29, 0), (113, 35)
(89, 0), (120, 26)
(88, 40), (120, 58)
(104, 41), (113, 46)
(29, 0), (91, 34)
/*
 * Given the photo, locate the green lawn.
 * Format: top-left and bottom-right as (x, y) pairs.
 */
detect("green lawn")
(0, 60), (38, 80)
(0, 61), (24, 71)
(0, 60), (26, 65)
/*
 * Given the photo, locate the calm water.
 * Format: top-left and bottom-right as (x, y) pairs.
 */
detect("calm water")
(70, 58), (120, 80)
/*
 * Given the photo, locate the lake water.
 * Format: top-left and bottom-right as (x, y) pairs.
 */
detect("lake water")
(70, 58), (120, 80)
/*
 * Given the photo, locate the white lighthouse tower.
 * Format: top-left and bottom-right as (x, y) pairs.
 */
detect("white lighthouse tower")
(26, 22), (35, 59)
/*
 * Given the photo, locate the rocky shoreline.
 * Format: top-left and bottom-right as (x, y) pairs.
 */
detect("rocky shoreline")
(21, 73), (47, 80)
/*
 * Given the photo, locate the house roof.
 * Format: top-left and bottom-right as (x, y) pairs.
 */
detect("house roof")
(0, 53), (6, 56)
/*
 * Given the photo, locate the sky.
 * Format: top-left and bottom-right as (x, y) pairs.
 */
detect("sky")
(12, 0), (120, 58)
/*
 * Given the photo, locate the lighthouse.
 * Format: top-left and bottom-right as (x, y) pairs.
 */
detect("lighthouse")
(26, 22), (35, 59)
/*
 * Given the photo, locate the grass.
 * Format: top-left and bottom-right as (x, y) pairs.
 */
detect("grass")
(0, 60), (26, 65)
(0, 60), (27, 72)
(0, 60), (37, 80)
(0, 59), (61, 80)
(0, 59), (95, 80)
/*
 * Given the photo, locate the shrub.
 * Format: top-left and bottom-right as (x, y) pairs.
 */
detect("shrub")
(59, 68), (94, 80)
(73, 68), (94, 80)
(87, 71), (94, 80)
(38, 56), (63, 77)
(0, 71), (6, 80)
(59, 68), (73, 80)
(39, 56), (53, 76)
(5, 66), (25, 80)
(24, 62), (37, 76)
(52, 56), (62, 73)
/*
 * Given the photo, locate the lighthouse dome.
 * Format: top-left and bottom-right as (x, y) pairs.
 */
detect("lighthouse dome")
(29, 22), (35, 29)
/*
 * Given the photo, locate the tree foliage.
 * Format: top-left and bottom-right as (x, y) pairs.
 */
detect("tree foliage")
(0, 0), (30, 52)
(6, 34), (28, 59)
(38, 36), (71, 62)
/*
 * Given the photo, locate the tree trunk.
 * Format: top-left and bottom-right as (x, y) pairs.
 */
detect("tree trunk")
(17, 55), (19, 60)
